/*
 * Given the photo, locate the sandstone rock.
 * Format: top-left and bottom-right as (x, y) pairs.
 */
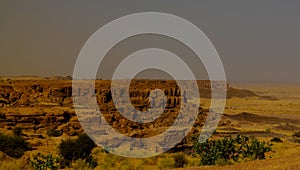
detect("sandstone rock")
(0, 79), (223, 142)
(65, 129), (77, 136)
(28, 134), (44, 139)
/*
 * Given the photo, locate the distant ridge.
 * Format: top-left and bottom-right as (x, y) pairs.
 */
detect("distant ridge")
(0, 76), (72, 80)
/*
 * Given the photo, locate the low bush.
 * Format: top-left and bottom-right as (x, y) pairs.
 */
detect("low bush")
(0, 132), (30, 158)
(47, 129), (62, 137)
(58, 134), (96, 167)
(192, 134), (271, 166)
(270, 137), (283, 143)
(173, 153), (188, 168)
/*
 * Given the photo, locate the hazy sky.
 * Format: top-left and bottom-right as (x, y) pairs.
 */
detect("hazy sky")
(1, 1), (300, 82)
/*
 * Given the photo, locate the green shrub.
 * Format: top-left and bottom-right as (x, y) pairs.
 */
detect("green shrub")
(0, 133), (30, 158)
(47, 129), (62, 137)
(58, 138), (75, 162)
(270, 137), (283, 143)
(30, 153), (62, 170)
(58, 134), (96, 167)
(192, 134), (271, 166)
(173, 153), (188, 168)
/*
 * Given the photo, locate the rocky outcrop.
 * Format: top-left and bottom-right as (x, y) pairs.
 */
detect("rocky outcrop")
(0, 79), (219, 142)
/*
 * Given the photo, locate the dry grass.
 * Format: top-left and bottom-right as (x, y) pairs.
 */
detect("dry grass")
(180, 145), (300, 170)
(0, 154), (31, 170)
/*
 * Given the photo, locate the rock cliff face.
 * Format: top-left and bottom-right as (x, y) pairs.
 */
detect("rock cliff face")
(0, 81), (208, 143)
(0, 79), (236, 152)
(0, 79), (213, 138)
(0, 80), (75, 137)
